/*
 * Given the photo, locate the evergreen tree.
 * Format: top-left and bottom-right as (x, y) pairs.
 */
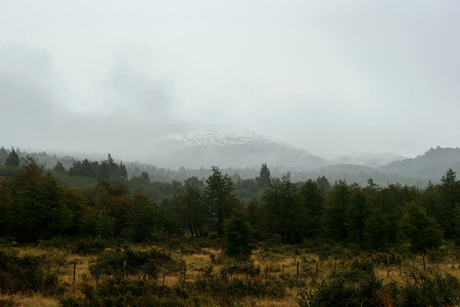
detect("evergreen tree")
(53, 161), (66, 172)
(345, 187), (369, 245)
(439, 169), (460, 239)
(224, 208), (254, 257)
(128, 190), (158, 242)
(261, 173), (309, 244)
(173, 179), (209, 237)
(5, 149), (19, 167)
(8, 157), (74, 241)
(399, 202), (443, 254)
(256, 163), (271, 188)
(0, 147), (8, 165)
(322, 180), (350, 242)
(298, 179), (324, 237)
(205, 166), (237, 237)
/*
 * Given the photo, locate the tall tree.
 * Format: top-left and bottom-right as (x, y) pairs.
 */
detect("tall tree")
(322, 180), (350, 242)
(205, 166), (237, 237)
(128, 190), (158, 242)
(345, 187), (369, 245)
(173, 179), (209, 237)
(5, 149), (19, 167)
(8, 156), (74, 241)
(298, 179), (324, 237)
(256, 163), (271, 188)
(224, 208), (254, 257)
(261, 173), (308, 244)
(439, 169), (460, 239)
(399, 202), (443, 254)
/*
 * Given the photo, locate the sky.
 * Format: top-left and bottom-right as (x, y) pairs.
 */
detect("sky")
(0, 0), (459, 160)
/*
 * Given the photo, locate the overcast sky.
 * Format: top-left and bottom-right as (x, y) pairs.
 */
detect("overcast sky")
(0, 0), (459, 160)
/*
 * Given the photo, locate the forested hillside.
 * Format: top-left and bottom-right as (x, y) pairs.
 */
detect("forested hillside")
(1, 147), (460, 253)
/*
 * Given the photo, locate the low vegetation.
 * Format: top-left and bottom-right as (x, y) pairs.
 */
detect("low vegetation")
(1, 148), (460, 305)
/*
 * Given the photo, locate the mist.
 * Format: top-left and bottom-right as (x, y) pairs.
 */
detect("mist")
(1, 1), (459, 163)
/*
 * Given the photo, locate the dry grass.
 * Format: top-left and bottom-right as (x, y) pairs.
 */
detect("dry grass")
(0, 294), (59, 307)
(3, 245), (460, 306)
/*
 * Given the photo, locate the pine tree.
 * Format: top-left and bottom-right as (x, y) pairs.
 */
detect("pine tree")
(205, 166), (237, 237)
(5, 149), (19, 167)
(399, 202), (443, 254)
(261, 173), (308, 244)
(224, 208), (254, 257)
(256, 163), (271, 188)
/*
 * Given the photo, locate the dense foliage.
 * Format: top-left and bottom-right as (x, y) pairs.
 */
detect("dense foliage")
(1, 150), (460, 256)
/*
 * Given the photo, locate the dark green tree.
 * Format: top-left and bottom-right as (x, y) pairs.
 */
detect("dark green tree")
(256, 163), (271, 188)
(298, 179), (324, 237)
(261, 173), (308, 244)
(95, 178), (131, 235)
(322, 180), (350, 242)
(127, 190), (158, 242)
(439, 169), (460, 239)
(5, 149), (19, 167)
(173, 179), (209, 237)
(53, 161), (66, 172)
(399, 202), (443, 254)
(345, 187), (369, 245)
(205, 166), (238, 237)
(0, 177), (12, 236)
(8, 156), (74, 241)
(224, 208), (254, 257)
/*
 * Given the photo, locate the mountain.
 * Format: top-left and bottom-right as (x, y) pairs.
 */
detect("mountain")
(331, 152), (406, 168)
(377, 147), (460, 180)
(146, 125), (328, 169)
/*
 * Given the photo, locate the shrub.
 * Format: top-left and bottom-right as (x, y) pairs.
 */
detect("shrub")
(89, 248), (180, 281)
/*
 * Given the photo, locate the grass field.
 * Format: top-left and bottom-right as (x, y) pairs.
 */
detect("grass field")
(2, 244), (460, 306)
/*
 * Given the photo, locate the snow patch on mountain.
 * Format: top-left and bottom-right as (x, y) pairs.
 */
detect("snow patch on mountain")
(155, 125), (295, 150)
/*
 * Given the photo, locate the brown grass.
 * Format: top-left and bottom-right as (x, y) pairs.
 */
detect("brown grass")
(0, 294), (59, 307)
(4, 245), (460, 306)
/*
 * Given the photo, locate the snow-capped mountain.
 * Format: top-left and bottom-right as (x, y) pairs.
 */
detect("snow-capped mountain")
(143, 124), (327, 169)
(155, 126), (292, 149)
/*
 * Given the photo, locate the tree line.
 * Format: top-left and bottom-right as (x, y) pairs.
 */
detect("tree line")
(1, 150), (460, 256)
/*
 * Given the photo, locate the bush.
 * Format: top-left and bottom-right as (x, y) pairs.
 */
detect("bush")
(297, 261), (460, 307)
(71, 236), (109, 255)
(0, 249), (62, 296)
(89, 248), (181, 281)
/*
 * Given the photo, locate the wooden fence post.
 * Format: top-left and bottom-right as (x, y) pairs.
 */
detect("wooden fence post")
(96, 265), (99, 284)
(265, 264), (268, 281)
(282, 264), (284, 280)
(163, 265), (166, 286)
(452, 256), (455, 270)
(123, 261), (126, 279)
(245, 263), (248, 283)
(387, 257), (390, 278)
(73, 262), (76, 284)
(400, 259), (402, 275)
(315, 262), (318, 279)
(56, 264), (60, 283)
(296, 262), (300, 280)
(423, 255), (426, 271)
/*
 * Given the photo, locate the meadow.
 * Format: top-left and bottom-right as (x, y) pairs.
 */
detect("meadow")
(2, 238), (460, 306)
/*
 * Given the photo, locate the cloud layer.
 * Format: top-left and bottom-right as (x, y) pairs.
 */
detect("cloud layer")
(0, 1), (458, 160)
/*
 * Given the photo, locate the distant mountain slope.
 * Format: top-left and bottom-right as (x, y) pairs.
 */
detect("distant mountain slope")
(377, 147), (460, 179)
(149, 125), (328, 169)
(331, 152), (406, 168)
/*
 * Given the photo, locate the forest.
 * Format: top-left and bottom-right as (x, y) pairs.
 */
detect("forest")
(1, 147), (460, 306)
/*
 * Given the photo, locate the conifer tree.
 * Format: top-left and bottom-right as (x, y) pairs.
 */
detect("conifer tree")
(5, 149), (19, 167)
(205, 166), (237, 237)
